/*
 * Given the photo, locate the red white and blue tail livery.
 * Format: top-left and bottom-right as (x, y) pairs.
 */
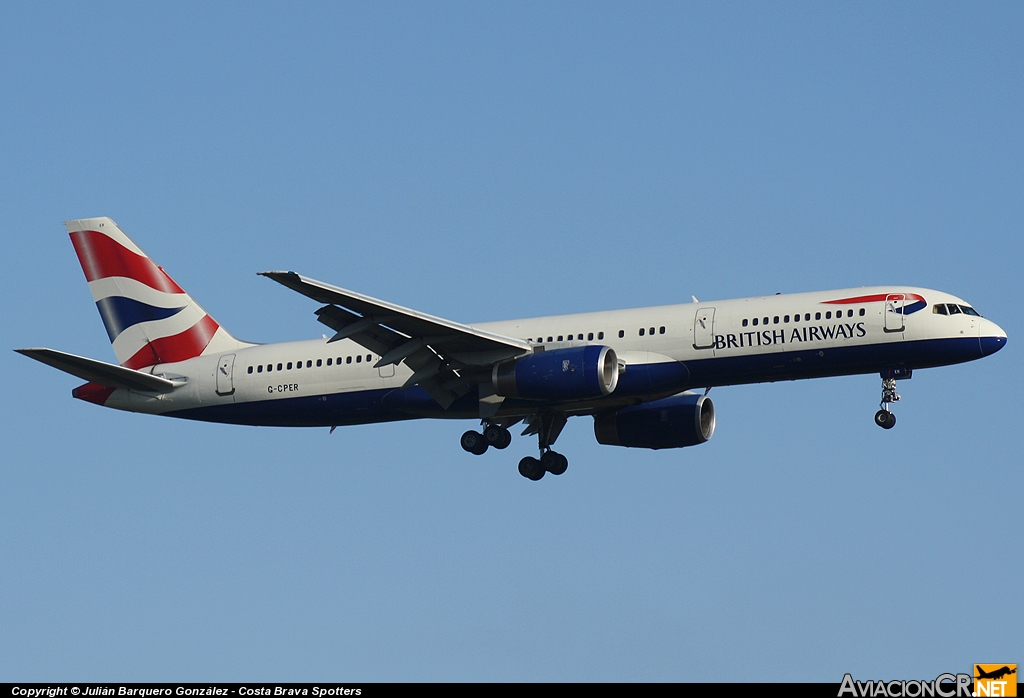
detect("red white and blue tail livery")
(66, 217), (246, 369)
(17, 217), (1007, 481)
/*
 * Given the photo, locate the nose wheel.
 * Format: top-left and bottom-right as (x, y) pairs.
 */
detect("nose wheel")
(874, 376), (901, 429)
(874, 409), (896, 429)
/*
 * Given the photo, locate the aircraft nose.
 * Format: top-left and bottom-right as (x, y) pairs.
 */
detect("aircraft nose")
(979, 319), (1007, 356)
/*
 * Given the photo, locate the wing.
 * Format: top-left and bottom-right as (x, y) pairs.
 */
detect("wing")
(260, 271), (532, 408)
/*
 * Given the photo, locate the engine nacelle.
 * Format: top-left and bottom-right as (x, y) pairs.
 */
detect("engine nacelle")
(493, 346), (619, 400)
(593, 391), (715, 449)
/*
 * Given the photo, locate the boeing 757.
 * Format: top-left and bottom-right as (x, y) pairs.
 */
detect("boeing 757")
(16, 217), (1007, 480)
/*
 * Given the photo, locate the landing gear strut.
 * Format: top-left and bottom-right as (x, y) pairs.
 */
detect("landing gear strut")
(874, 376), (900, 429)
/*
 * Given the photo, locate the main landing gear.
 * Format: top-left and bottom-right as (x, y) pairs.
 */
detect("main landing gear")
(461, 413), (570, 481)
(517, 451), (568, 481)
(873, 375), (901, 430)
(460, 422), (512, 455)
(516, 412), (569, 481)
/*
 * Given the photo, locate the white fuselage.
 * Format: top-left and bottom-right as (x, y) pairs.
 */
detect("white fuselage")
(99, 286), (1006, 428)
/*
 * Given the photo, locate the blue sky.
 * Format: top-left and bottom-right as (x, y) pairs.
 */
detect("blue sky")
(1, 2), (1021, 681)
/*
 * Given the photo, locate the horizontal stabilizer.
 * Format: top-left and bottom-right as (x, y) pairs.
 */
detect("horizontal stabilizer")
(15, 348), (183, 393)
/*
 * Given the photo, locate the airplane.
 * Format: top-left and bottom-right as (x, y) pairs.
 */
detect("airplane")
(975, 666), (1016, 681)
(16, 217), (1007, 481)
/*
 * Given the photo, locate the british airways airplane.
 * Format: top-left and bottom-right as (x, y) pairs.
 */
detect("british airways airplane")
(17, 217), (1007, 480)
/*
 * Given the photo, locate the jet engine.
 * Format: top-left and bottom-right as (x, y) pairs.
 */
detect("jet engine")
(492, 346), (619, 400)
(593, 391), (715, 449)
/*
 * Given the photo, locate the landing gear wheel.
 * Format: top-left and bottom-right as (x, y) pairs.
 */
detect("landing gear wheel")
(874, 410), (896, 429)
(484, 425), (512, 450)
(461, 430), (488, 455)
(518, 457), (545, 481)
(541, 450), (568, 475)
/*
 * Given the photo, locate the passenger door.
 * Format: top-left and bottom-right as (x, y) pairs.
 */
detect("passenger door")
(885, 294), (905, 333)
(216, 354), (236, 396)
(693, 307), (716, 349)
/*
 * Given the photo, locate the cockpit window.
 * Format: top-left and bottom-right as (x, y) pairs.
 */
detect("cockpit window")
(933, 304), (948, 315)
(959, 305), (981, 317)
(947, 304), (962, 315)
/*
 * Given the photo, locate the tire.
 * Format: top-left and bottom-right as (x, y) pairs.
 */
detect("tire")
(874, 410), (890, 428)
(541, 450), (568, 475)
(483, 425), (504, 446)
(518, 457), (545, 481)
(461, 430), (488, 455)
(495, 428), (512, 450)
(883, 412), (896, 429)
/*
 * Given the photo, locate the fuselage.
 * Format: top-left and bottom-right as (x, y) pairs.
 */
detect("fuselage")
(95, 286), (1006, 428)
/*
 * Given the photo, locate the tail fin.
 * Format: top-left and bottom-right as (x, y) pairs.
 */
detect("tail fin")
(66, 217), (244, 369)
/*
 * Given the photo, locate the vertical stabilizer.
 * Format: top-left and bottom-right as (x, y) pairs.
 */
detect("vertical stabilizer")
(66, 217), (245, 369)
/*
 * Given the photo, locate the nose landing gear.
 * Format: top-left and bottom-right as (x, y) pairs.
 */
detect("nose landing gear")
(874, 373), (903, 429)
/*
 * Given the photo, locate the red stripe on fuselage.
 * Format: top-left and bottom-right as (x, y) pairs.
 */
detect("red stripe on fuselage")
(823, 293), (925, 305)
(70, 230), (185, 294)
(72, 382), (116, 405)
(122, 314), (220, 369)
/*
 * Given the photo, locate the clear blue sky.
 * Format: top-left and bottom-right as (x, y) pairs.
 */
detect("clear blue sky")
(2, 1), (1020, 682)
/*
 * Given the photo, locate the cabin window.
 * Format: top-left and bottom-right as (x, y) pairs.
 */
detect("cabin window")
(659, 326), (665, 334)
(649, 327), (655, 335)
(356, 355), (362, 363)
(784, 315), (790, 323)
(257, 365), (263, 373)
(316, 359), (323, 367)
(752, 318), (758, 326)
(287, 362), (293, 370)
(773, 316), (780, 324)
(296, 361), (302, 369)
(557, 335), (563, 342)
(588, 332), (594, 341)
(346, 356), (352, 364)
(598, 331), (604, 340)
(825, 312), (832, 320)
(337, 358), (342, 365)
(639, 328), (645, 336)
(367, 354), (372, 361)
(742, 319), (748, 327)
(815, 312), (821, 320)
(248, 366), (253, 374)
(793, 314), (799, 322)
(327, 358), (332, 366)
(848, 309), (854, 317)
(859, 308), (865, 316)
(618, 330), (624, 338)
(763, 317), (769, 325)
